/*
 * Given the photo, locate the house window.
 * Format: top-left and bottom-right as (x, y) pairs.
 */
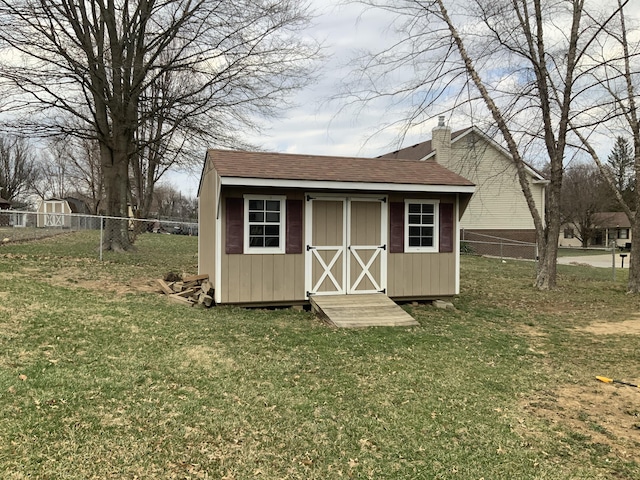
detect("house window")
(244, 195), (286, 254)
(619, 228), (629, 239)
(564, 228), (574, 239)
(405, 200), (439, 252)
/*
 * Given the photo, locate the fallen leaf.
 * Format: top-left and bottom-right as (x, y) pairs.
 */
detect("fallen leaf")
(19, 374), (27, 381)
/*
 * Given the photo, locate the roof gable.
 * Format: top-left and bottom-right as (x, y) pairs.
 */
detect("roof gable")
(205, 149), (474, 189)
(378, 127), (547, 182)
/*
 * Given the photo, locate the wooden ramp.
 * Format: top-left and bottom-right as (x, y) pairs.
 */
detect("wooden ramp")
(310, 293), (418, 328)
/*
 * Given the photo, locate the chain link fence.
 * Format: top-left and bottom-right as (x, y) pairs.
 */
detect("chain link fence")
(0, 209), (197, 259)
(460, 230), (538, 261)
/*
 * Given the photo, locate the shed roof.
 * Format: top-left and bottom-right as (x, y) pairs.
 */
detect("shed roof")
(206, 149), (474, 190)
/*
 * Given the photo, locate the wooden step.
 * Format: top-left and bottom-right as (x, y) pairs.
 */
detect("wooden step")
(310, 293), (418, 328)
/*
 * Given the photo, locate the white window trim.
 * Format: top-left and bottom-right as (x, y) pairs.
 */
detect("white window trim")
(243, 194), (286, 254)
(405, 199), (439, 253)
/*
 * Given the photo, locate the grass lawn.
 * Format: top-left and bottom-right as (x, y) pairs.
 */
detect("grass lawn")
(1, 232), (639, 479)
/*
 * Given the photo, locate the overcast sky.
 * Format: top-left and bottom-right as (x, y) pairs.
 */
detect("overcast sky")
(173, 0), (640, 196)
(174, 0), (411, 195)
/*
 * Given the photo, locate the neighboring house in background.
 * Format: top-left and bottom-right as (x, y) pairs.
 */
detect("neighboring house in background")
(198, 149), (474, 306)
(37, 197), (99, 229)
(560, 212), (632, 249)
(378, 118), (548, 250)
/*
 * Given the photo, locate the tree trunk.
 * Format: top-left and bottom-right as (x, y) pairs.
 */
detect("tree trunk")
(101, 144), (132, 252)
(535, 219), (560, 289)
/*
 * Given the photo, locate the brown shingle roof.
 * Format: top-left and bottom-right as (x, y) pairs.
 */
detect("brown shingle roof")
(377, 129), (469, 160)
(592, 212), (632, 228)
(207, 149), (474, 187)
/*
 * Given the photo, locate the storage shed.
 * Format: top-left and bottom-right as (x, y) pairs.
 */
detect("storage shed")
(198, 150), (475, 306)
(37, 197), (97, 229)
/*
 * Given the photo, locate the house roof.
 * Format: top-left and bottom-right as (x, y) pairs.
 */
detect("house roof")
(204, 149), (475, 193)
(592, 212), (632, 228)
(0, 196), (10, 206)
(378, 126), (547, 182)
(378, 128), (469, 161)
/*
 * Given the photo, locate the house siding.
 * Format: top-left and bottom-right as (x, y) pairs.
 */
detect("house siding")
(386, 192), (458, 298)
(388, 252), (456, 297)
(442, 137), (544, 231)
(219, 189), (306, 304)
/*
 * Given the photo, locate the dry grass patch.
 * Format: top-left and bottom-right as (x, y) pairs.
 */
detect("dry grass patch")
(177, 344), (238, 372)
(521, 383), (640, 464)
(579, 317), (640, 336)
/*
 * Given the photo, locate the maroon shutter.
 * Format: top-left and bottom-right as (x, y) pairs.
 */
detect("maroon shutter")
(225, 197), (243, 254)
(286, 199), (303, 254)
(389, 202), (404, 253)
(439, 203), (454, 253)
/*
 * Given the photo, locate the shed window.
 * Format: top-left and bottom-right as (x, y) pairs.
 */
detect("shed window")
(405, 200), (439, 252)
(244, 195), (286, 254)
(564, 228), (574, 239)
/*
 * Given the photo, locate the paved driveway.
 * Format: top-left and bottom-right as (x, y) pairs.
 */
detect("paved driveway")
(557, 253), (630, 269)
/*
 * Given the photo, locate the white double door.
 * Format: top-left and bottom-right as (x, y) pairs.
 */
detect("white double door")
(305, 195), (387, 296)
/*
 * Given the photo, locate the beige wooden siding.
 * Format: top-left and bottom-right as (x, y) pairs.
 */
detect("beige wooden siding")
(220, 190), (305, 304)
(221, 252), (305, 303)
(440, 139), (544, 230)
(197, 159), (217, 285)
(387, 252), (456, 297)
(387, 192), (458, 298)
(349, 200), (382, 292)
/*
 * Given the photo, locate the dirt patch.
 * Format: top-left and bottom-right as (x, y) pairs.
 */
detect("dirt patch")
(45, 266), (157, 295)
(521, 383), (640, 463)
(579, 317), (640, 336)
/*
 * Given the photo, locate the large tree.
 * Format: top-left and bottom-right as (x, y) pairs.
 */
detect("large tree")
(346, 0), (631, 289)
(0, 0), (317, 250)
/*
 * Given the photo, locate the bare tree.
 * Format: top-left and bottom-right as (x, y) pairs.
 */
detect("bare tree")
(0, 0), (318, 251)
(67, 138), (104, 215)
(571, 0), (640, 291)
(32, 140), (72, 200)
(0, 135), (38, 202)
(346, 0), (630, 289)
(152, 184), (197, 221)
(561, 163), (609, 247)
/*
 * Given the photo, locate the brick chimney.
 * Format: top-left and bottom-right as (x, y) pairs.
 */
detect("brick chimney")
(431, 116), (451, 166)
